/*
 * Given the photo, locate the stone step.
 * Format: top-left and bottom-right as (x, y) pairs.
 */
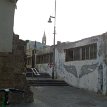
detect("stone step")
(26, 72), (51, 78)
(28, 79), (69, 86)
(27, 72), (69, 86)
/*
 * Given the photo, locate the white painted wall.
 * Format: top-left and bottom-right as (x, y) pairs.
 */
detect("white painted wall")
(36, 34), (107, 95)
(0, 0), (16, 52)
(55, 35), (107, 94)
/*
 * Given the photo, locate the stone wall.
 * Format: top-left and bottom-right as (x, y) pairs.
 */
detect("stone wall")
(0, 34), (33, 104)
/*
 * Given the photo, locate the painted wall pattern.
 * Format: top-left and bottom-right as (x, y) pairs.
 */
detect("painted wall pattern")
(79, 63), (98, 78)
(64, 63), (98, 78)
(64, 65), (78, 78)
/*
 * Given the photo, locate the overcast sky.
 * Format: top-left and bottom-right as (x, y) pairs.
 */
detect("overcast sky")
(14, 0), (107, 45)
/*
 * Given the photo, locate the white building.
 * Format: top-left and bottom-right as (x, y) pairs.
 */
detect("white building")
(36, 32), (107, 95)
(0, 0), (17, 52)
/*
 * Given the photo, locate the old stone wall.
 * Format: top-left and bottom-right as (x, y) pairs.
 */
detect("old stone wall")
(0, 34), (33, 104)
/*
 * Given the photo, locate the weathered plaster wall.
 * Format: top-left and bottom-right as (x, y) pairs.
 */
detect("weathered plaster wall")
(0, 0), (16, 52)
(36, 33), (107, 95)
(55, 34), (107, 94)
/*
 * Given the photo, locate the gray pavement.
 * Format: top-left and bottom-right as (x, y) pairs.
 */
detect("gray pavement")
(9, 86), (107, 107)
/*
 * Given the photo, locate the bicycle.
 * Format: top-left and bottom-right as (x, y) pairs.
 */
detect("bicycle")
(0, 88), (24, 107)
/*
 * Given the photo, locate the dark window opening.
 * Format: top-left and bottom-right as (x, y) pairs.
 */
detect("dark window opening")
(65, 43), (97, 62)
(36, 53), (53, 64)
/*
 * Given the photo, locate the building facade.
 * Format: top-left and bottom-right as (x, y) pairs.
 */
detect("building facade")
(36, 32), (107, 95)
(26, 40), (46, 68)
(0, 0), (17, 52)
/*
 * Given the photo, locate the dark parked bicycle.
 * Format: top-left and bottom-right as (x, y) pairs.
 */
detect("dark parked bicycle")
(0, 88), (24, 107)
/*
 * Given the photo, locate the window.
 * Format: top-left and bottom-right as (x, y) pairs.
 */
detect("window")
(90, 43), (97, 59)
(86, 46), (89, 59)
(65, 43), (97, 62)
(65, 48), (74, 61)
(36, 53), (53, 64)
(74, 47), (80, 61)
(82, 47), (85, 60)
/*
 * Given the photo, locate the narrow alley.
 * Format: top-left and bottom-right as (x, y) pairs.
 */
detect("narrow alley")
(9, 86), (107, 107)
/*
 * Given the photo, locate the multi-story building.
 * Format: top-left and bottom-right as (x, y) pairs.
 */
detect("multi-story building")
(36, 32), (107, 95)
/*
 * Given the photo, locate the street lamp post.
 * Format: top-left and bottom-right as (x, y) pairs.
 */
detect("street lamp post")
(48, 0), (56, 79)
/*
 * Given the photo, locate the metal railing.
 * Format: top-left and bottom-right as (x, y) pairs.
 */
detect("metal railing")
(31, 68), (40, 76)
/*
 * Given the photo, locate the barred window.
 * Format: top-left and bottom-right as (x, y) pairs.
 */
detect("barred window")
(90, 43), (97, 59)
(36, 53), (53, 64)
(74, 47), (80, 61)
(65, 43), (97, 62)
(82, 47), (86, 60)
(65, 48), (73, 61)
(86, 46), (89, 59)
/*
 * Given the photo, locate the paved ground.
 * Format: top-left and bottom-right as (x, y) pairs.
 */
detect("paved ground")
(9, 86), (107, 107)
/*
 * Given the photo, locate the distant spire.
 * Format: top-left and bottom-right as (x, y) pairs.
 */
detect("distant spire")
(35, 41), (36, 48)
(42, 31), (46, 45)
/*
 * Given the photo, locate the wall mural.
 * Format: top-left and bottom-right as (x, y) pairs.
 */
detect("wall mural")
(64, 65), (78, 78)
(79, 63), (98, 78)
(64, 63), (98, 78)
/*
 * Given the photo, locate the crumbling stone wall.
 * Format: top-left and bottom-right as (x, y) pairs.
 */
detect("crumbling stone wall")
(0, 34), (33, 104)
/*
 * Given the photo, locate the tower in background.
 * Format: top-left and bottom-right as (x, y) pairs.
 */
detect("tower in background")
(42, 31), (46, 46)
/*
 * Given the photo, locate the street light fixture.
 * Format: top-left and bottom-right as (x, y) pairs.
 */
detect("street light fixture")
(48, 0), (56, 79)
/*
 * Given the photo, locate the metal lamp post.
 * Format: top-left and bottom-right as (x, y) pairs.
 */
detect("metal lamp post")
(48, 0), (56, 79)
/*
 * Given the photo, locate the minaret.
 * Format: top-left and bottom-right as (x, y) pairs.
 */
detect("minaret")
(42, 31), (46, 46)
